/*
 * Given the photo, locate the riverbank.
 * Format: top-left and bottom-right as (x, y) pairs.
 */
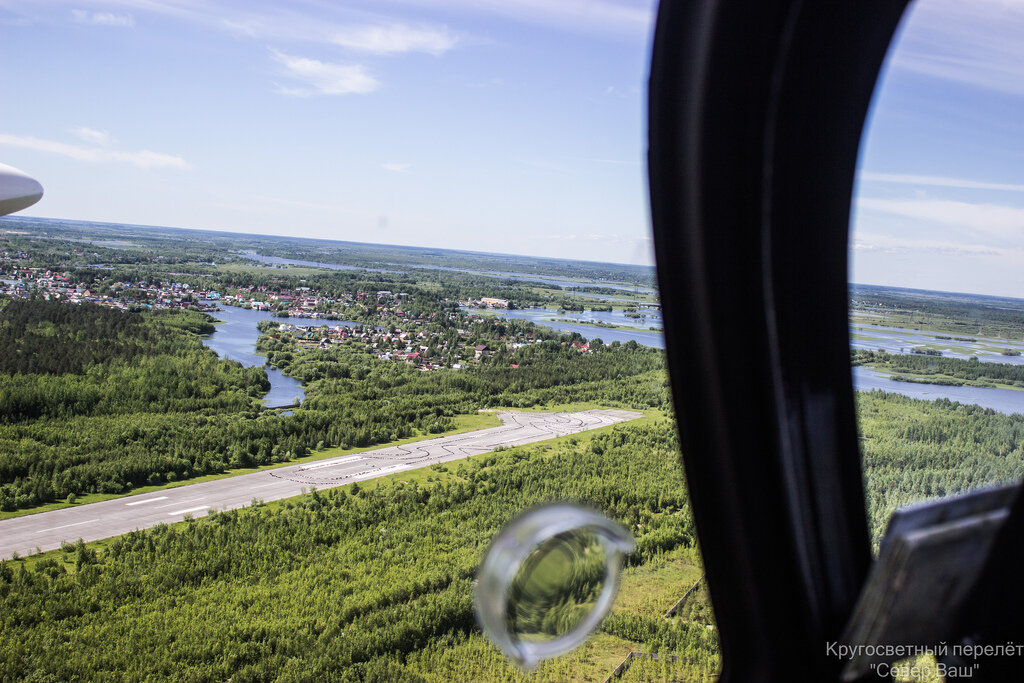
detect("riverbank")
(854, 367), (1024, 415)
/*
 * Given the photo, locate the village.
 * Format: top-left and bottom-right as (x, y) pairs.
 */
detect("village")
(0, 264), (219, 312)
(0, 260), (414, 320)
(260, 304), (597, 373)
(0, 259), (597, 375)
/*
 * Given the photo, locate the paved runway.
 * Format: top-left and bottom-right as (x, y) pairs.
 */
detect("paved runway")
(0, 409), (641, 559)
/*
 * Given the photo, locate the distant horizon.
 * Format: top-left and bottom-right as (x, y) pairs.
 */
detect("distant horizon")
(2, 214), (656, 273)
(3, 1), (1023, 296)
(6, 214), (1024, 303)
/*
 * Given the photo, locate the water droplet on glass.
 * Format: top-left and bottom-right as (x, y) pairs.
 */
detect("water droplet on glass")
(475, 504), (634, 669)
(506, 528), (608, 642)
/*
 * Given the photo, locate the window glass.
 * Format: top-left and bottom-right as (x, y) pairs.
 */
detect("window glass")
(0, 1), (720, 680)
(851, 0), (1024, 546)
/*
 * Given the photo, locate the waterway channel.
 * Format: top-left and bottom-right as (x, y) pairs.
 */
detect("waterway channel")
(486, 307), (1024, 415)
(208, 256), (1024, 415)
(200, 304), (305, 408)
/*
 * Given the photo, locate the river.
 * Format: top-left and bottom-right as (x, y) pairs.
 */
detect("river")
(485, 307), (1024, 415)
(210, 257), (1024, 415)
(200, 304), (306, 408)
(482, 306), (666, 349)
(853, 367), (1024, 414)
(851, 323), (1024, 365)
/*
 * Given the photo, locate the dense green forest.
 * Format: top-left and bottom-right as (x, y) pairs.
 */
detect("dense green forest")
(858, 391), (1024, 539)
(0, 298), (666, 511)
(0, 300), (254, 419)
(3, 392), (1024, 680)
(0, 298), (210, 374)
(0, 420), (719, 681)
(0, 300), (274, 509)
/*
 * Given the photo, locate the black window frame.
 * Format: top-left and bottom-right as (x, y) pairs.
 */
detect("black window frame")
(647, 1), (909, 680)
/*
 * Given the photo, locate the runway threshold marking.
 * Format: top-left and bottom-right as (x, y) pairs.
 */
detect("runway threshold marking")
(350, 463), (412, 481)
(36, 519), (99, 534)
(125, 496), (169, 506)
(168, 506), (210, 516)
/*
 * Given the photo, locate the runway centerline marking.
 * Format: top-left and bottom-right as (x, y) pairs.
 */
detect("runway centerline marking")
(36, 519), (99, 534)
(125, 496), (169, 506)
(154, 497), (203, 509)
(168, 506), (210, 516)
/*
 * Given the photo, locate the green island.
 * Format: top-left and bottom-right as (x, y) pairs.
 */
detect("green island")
(853, 350), (1024, 391)
(546, 316), (663, 334)
(1, 219), (1024, 681)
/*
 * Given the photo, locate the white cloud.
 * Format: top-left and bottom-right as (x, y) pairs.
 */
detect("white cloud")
(14, 0), (653, 45)
(0, 133), (188, 169)
(71, 126), (115, 146)
(856, 197), (1024, 241)
(851, 232), (1007, 257)
(64, 3), (467, 55)
(379, 162), (411, 173)
(270, 49), (378, 96)
(332, 24), (456, 55)
(891, 0), (1024, 96)
(859, 172), (1024, 193)
(71, 9), (134, 27)
(391, 0), (655, 38)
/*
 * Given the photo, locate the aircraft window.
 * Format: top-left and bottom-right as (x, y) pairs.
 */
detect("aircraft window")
(0, 1), (722, 681)
(850, 0), (1024, 548)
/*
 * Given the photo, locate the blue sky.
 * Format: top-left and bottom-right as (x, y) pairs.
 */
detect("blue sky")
(852, 0), (1024, 298)
(1, 1), (1022, 297)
